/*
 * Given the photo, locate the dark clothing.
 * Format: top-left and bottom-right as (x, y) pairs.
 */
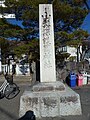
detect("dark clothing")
(18, 111), (36, 120)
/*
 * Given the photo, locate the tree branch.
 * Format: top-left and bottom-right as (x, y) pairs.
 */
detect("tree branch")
(83, 0), (90, 10)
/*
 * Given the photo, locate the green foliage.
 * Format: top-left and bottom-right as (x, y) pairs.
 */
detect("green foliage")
(66, 29), (89, 48)
(0, 37), (10, 63)
(53, 0), (88, 32)
(0, 37), (9, 49)
(0, 0), (89, 62)
(66, 39), (81, 48)
(2, 0), (88, 37)
(56, 52), (70, 62)
(4, 0), (88, 31)
(0, 18), (22, 38)
(14, 39), (39, 61)
(14, 44), (29, 58)
(73, 29), (89, 39)
(28, 39), (39, 61)
(68, 56), (76, 62)
(0, 18), (35, 40)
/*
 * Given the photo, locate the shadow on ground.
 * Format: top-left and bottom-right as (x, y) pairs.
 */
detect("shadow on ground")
(18, 110), (36, 120)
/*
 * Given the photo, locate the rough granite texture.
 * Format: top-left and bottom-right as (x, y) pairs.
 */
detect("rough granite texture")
(19, 82), (82, 118)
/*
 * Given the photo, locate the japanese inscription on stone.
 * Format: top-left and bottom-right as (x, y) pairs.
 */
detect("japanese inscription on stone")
(39, 4), (56, 82)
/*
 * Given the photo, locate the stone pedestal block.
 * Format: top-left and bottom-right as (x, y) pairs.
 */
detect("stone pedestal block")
(19, 82), (82, 118)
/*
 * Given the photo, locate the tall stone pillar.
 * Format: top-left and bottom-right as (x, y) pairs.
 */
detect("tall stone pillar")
(39, 4), (56, 82)
(19, 4), (82, 118)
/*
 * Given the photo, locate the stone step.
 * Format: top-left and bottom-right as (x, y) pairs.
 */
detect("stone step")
(19, 82), (82, 118)
(0, 75), (32, 82)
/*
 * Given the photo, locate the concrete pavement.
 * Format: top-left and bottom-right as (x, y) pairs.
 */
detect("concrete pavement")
(0, 76), (90, 120)
(0, 82), (32, 120)
(0, 75), (32, 83)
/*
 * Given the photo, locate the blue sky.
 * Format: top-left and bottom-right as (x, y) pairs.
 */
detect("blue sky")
(81, 0), (90, 33)
(81, 13), (90, 33)
(7, 19), (24, 28)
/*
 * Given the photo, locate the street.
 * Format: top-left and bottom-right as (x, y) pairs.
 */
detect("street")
(0, 82), (30, 120)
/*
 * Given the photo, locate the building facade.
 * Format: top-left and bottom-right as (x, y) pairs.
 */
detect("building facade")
(0, 0), (15, 18)
(58, 45), (82, 62)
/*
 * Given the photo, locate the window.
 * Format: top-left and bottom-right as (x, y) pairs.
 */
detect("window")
(63, 46), (67, 52)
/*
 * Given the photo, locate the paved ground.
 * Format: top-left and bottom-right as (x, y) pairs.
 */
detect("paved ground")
(0, 78), (90, 120)
(0, 79), (32, 120)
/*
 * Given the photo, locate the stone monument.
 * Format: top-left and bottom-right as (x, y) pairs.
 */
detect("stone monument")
(19, 4), (82, 118)
(39, 4), (56, 82)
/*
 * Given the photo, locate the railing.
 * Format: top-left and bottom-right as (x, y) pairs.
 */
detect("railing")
(2, 64), (30, 76)
(2, 64), (12, 74)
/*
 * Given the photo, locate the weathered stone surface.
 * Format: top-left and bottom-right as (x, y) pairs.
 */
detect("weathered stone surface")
(19, 82), (82, 118)
(19, 4), (82, 118)
(19, 95), (40, 118)
(39, 4), (56, 82)
(33, 81), (65, 92)
(60, 95), (81, 115)
(40, 97), (59, 117)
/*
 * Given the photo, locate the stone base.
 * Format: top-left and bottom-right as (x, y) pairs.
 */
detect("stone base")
(19, 81), (82, 118)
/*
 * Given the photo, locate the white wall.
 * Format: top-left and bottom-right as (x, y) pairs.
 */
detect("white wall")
(0, 0), (15, 18)
(67, 46), (77, 57)
(58, 45), (82, 62)
(2, 63), (30, 76)
(0, 14), (15, 18)
(16, 64), (30, 76)
(0, 0), (5, 7)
